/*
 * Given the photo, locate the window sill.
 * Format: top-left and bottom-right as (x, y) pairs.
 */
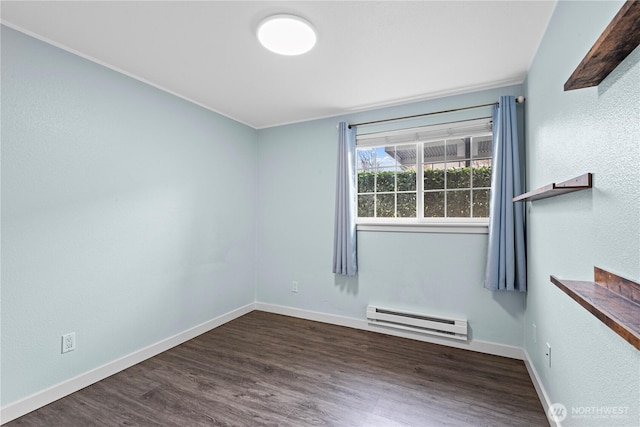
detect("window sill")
(356, 221), (489, 234)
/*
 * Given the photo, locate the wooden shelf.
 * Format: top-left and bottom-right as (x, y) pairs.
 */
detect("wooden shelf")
(551, 267), (640, 350)
(513, 173), (592, 202)
(565, 1), (640, 91)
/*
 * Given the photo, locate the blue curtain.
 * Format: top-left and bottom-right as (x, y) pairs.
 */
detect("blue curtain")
(332, 122), (358, 276)
(484, 96), (526, 291)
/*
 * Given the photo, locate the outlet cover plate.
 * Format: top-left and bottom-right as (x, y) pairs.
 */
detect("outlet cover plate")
(545, 342), (551, 368)
(62, 332), (76, 353)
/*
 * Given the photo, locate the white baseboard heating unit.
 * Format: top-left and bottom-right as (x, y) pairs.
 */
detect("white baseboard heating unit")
(366, 305), (468, 341)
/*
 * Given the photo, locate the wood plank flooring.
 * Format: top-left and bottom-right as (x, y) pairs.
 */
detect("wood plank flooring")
(6, 311), (549, 426)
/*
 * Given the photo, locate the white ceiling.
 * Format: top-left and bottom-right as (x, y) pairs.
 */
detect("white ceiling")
(1, 1), (556, 129)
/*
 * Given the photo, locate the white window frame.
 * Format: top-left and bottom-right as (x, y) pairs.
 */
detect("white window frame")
(355, 118), (492, 234)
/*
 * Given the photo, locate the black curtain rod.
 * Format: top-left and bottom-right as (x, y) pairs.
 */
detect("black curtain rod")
(348, 96), (524, 129)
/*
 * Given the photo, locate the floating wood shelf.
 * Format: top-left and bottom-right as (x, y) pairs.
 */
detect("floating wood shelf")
(564, 1), (640, 91)
(551, 267), (640, 350)
(512, 173), (592, 202)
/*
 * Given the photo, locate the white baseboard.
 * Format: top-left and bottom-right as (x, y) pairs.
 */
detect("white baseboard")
(523, 348), (555, 426)
(254, 302), (526, 360)
(0, 303), (254, 425)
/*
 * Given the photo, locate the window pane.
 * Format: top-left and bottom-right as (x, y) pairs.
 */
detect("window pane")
(376, 194), (395, 217)
(472, 135), (493, 160)
(471, 161), (492, 188)
(393, 144), (418, 169)
(376, 170), (395, 192)
(446, 138), (469, 165)
(473, 189), (490, 218)
(424, 192), (444, 217)
(395, 144), (417, 191)
(446, 166), (471, 189)
(397, 170), (416, 191)
(424, 163), (445, 190)
(356, 147), (378, 173)
(377, 146), (398, 170)
(447, 190), (471, 217)
(397, 193), (416, 217)
(358, 171), (375, 193)
(423, 140), (446, 163)
(358, 194), (375, 217)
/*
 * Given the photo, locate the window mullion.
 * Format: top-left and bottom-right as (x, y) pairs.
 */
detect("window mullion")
(470, 136), (474, 218)
(444, 139), (448, 218)
(394, 146), (398, 218)
(373, 149), (378, 218)
(417, 141), (423, 219)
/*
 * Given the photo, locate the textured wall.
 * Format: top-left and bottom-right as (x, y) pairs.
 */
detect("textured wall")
(256, 85), (527, 347)
(524, 1), (640, 425)
(1, 26), (258, 406)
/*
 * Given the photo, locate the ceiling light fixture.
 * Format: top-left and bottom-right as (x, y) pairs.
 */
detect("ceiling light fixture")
(257, 14), (317, 56)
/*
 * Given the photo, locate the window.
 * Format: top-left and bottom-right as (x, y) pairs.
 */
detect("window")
(356, 118), (492, 231)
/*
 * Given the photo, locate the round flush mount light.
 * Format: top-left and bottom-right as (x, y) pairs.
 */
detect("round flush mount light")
(257, 14), (317, 56)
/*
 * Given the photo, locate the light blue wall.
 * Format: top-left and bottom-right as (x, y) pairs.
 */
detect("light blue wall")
(524, 1), (640, 425)
(256, 85), (527, 346)
(1, 26), (258, 406)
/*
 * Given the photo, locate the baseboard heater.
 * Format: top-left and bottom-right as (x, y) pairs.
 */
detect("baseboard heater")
(366, 305), (468, 341)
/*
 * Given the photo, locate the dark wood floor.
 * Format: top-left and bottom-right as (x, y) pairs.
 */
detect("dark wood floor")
(6, 311), (548, 426)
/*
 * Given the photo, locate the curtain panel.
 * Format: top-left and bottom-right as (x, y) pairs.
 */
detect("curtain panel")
(484, 96), (527, 291)
(332, 122), (358, 276)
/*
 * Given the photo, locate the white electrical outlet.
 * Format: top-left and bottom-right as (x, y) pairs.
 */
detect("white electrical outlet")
(545, 342), (551, 368)
(292, 281), (299, 293)
(62, 332), (76, 354)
